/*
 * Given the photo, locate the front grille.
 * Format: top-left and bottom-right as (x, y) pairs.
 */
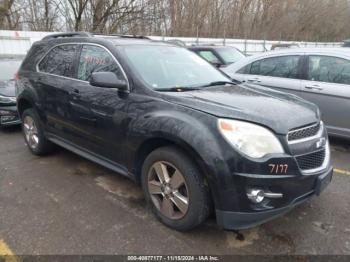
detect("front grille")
(288, 123), (320, 142)
(296, 149), (326, 171)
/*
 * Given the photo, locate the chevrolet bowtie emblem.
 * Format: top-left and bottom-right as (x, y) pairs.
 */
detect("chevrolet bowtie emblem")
(316, 138), (326, 149)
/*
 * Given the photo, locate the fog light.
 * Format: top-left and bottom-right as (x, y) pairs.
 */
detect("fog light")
(247, 188), (265, 203)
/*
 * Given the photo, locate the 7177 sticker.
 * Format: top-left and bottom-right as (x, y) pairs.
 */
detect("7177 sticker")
(269, 164), (288, 174)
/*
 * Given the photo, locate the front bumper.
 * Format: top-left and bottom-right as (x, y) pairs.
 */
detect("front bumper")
(0, 105), (21, 126)
(216, 166), (333, 230)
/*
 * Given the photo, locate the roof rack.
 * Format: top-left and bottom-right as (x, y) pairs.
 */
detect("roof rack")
(42, 32), (93, 41)
(92, 33), (150, 39)
(42, 32), (151, 41)
(191, 43), (217, 47)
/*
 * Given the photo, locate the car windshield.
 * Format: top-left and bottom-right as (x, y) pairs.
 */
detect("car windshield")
(122, 45), (230, 90)
(216, 47), (245, 64)
(0, 60), (22, 81)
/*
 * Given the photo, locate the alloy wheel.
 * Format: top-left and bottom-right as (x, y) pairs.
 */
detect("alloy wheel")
(147, 161), (189, 220)
(23, 115), (39, 149)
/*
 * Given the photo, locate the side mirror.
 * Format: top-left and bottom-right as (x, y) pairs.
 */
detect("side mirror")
(90, 72), (128, 91)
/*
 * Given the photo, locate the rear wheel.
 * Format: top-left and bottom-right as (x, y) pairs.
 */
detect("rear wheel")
(141, 146), (211, 231)
(22, 108), (54, 155)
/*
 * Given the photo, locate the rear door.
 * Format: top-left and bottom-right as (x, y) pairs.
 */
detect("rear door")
(300, 55), (350, 137)
(239, 55), (303, 97)
(36, 44), (80, 139)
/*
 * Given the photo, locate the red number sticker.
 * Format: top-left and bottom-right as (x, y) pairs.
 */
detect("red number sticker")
(269, 164), (288, 174)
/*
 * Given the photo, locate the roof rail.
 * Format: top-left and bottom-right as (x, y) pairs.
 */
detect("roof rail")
(191, 43), (217, 47)
(93, 33), (150, 40)
(42, 32), (93, 41)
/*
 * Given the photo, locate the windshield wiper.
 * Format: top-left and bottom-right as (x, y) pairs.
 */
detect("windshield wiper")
(200, 80), (240, 88)
(154, 86), (202, 92)
(154, 80), (240, 92)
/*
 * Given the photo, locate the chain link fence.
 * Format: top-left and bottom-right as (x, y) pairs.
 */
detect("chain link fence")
(0, 30), (344, 57)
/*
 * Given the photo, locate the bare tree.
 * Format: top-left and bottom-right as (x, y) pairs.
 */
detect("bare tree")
(66, 0), (89, 31)
(2, 0), (350, 42)
(0, 0), (20, 29)
(21, 0), (61, 31)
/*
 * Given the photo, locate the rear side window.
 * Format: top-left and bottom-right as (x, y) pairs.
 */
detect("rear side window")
(77, 45), (125, 81)
(249, 56), (300, 79)
(38, 45), (78, 77)
(308, 55), (350, 85)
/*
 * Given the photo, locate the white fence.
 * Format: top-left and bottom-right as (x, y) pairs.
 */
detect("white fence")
(0, 30), (343, 57)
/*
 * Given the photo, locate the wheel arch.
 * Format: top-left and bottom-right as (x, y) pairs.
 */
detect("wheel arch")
(17, 98), (34, 117)
(133, 136), (211, 187)
(133, 135), (215, 212)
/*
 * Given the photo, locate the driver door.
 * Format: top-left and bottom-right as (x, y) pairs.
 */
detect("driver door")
(69, 44), (129, 164)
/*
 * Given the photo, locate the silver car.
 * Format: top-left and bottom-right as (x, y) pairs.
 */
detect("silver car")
(223, 48), (350, 139)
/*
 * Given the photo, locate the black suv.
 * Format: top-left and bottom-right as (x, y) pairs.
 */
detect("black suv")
(16, 32), (333, 231)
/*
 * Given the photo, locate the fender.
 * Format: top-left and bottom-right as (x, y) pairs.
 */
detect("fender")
(127, 107), (232, 204)
(17, 81), (42, 112)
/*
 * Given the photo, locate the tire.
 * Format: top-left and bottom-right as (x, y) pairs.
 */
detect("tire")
(21, 108), (54, 155)
(141, 146), (211, 231)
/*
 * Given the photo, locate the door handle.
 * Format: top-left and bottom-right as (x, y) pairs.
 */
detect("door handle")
(69, 88), (81, 99)
(69, 88), (80, 95)
(305, 85), (323, 91)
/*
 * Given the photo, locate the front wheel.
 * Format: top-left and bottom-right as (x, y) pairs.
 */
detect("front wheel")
(141, 146), (211, 231)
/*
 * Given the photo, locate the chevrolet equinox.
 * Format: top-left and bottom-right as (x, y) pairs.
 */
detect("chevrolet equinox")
(16, 32), (333, 231)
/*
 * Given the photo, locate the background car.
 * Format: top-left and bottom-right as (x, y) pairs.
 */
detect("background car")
(343, 39), (350, 47)
(222, 48), (350, 139)
(0, 57), (22, 127)
(188, 45), (245, 68)
(271, 43), (300, 50)
(165, 39), (187, 47)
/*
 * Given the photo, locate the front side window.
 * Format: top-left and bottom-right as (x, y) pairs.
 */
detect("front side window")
(38, 45), (78, 77)
(237, 64), (251, 74)
(198, 51), (221, 64)
(122, 45), (229, 90)
(77, 45), (125, 81)
(308, 55), (350, 85)
(249, 56), (300, 79)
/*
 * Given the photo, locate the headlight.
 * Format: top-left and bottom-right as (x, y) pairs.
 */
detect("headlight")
(0, 95), (16, 104)
(218, 119), (284, 158)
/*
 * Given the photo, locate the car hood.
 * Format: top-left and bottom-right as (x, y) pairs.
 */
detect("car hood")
(0, 80), (16, 97)
(162, 84), (319, 134)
